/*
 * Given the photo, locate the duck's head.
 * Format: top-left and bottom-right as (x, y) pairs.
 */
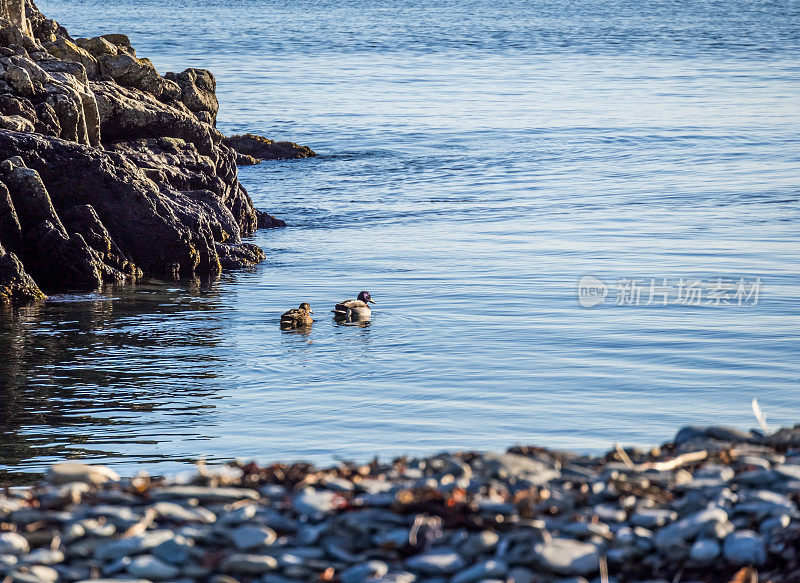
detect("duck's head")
(299, 302), (314, 313)
(357, 291), (375, 304)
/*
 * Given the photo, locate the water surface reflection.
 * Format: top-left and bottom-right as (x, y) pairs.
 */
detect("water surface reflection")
(0, 280), (231, 481)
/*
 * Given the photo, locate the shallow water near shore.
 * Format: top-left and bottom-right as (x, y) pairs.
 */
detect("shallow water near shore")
(1, 0), (799, 477)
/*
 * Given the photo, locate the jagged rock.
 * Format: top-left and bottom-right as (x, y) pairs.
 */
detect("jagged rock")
(215, 242), (265, 269)
(60, 203), (141, 280)
(98, 53), (179, 101)
(223, 133), (316, 160)
(106, 137), (258, 238)
(4, 63), (34, 95)
(98, 33), (136, 56)
(165, 68), (218, 124)
(31, 100), (58, 135)
(44, 37), (97, 78)
(0, 94), (37, 125)
(0, 0), (299, 299)
(0, 112), (31, 131)
(0, 178), (21, 245)
(0, 239), (43, 301)
(92, 81), (214, 153)
(0, 129), (262, 279)
(257, 209), (287, 229)
(233, 151), (260, 166)
(24, 219), (104, 288)
(0, 0), (32, 37)
(74, 36), (119, 58)
(2, 161), (62, 231)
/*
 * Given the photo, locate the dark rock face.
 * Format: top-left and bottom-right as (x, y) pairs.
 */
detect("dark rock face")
(223, 133), (316, 160)
(0, 240), (43, 301)
(0, 0), (298, 302)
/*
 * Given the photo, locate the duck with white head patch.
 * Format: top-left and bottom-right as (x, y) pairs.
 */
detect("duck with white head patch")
(333, 291), (375, 321)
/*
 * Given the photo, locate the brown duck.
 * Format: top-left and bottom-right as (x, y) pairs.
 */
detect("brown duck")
(280, 302), (314, 329)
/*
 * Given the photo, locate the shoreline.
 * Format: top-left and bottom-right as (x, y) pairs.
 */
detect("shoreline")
(1, 424), (798, 582)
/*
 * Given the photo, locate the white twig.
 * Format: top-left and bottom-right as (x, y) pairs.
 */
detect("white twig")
(752, 398), (770, 435)
(615, 442), (635, 469)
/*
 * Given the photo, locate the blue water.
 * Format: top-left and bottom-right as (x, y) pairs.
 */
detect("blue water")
(1, 0), (799, 477)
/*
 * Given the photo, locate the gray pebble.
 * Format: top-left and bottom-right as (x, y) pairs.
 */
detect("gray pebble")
(405, 549), (465, 575)
(689, 538), (720, 563)
(533, 538), (599, 576)
(722, 530), (767, 566)
(228, 525), (278, 551)
(126, 554), (180, 580)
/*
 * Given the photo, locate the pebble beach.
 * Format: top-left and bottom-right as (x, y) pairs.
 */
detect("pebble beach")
(2, 425), (799, 583)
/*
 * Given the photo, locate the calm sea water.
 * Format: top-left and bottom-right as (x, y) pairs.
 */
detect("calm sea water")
(1, 0), (799, 479)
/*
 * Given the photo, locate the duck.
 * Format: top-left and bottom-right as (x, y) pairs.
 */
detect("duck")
(280, 302), (314, 329)
(333, 291), (375, 321)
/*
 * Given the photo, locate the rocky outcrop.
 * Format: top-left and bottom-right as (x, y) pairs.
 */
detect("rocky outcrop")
(0, 0), (302, 302)
(223, 133), (316, 161)
(0, 240), (43, 301)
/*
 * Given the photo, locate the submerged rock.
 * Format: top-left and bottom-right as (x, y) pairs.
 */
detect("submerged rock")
(223, 133), (316, 161)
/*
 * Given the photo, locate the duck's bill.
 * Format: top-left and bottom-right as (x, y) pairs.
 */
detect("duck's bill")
(310, 311), (316, 314)
(369, 299), (376, 303)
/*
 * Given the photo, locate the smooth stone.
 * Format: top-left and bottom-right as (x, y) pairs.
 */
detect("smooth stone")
(405, 549), (465, 575)
(10, 565), (59, 583)
(506, 567), (535, 583)
(630, 509), (678, 529)
(689, 538), (720, 563)
(473, 453), (559, 485)
(373, 571), (417, 583)
(151, 501), (216, 524)
(151, 536), (193, 565)
(220, 553), (279, 575)
(149, 486), (259, 503)
(693, 464), (735, 482)
(653, 507), (729, 550)
(20, 548), (65, 565)
(614, 527), (635, 546)
(452, 559), (507, 583)
(562, 522), (610, 538)
(76, 580), (152, 583)
(0, 554), (19, 568)
(774, 464), (800, 481)
(340, 560), (390, 583)
(722, 530), (767, 566)
(592, 504), (626, 523)
(0, 533), (29, 555)
(217, 504), (257, 525)
(229, 525), (278, 551)
(46, 463), (120, 485)
(760, 515), (791, 535)
(126, 555), (180, 580)
(533, 539), (599, 576)
(293, 488), (341, 520)
(459, 531), (500, 557)
(732, 469), (779, 486)
(94, 530), (174, 560)
(102, 556), (131, 576)
(61, 523), (86, 542)
(84, 505), (139, 528)
(258, 576), (305, 583)
(673, 426), (758, 445)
